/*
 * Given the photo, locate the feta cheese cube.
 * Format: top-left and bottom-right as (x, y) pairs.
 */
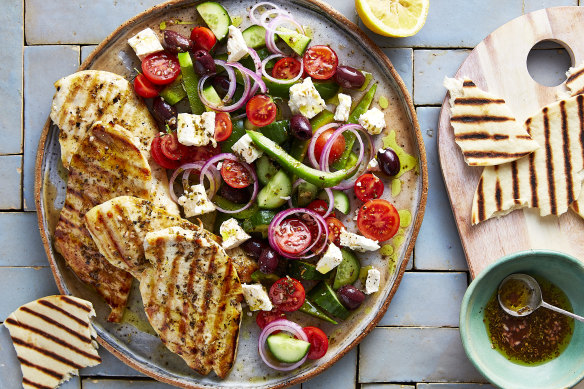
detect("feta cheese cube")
(367, 157), (380, 171)
(178, 184), (216, 217)
(288, 78), (326, 119)
(339, 228), (380, 252)
(316, 243), (344, 274)
(128, 28), (164, 61)
(334, 93), (352, 122)
(231, 134), (263, 163)
(365, 267), (381, 294)
(227, 26), (249, 63)
(177, 112), (216, 147)
(358, 107), (386, 135)
(242, 284), (273, 311)
(220, 218), (251, 250)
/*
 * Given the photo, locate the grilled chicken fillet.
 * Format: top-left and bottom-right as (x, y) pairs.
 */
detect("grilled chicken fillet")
(50, 70), (178, 214)
(143, 227), (243, 378)
(54, 122), (152, 322)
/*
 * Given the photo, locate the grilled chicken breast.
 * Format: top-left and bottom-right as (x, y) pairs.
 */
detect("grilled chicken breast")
(4, 296), (101, 389)
(54, 122), (152, 322)
(142, 227), (243, 378)
(84, 196), (257, 281)
(445, 77), (540, 166)
(471, 94), (584, 224)
(50, 70), (178, 214)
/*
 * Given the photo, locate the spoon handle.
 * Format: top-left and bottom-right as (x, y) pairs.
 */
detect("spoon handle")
(540, 301), (584, 322)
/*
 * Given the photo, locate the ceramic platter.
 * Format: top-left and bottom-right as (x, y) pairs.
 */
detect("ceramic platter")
(34, 0), (428, 387)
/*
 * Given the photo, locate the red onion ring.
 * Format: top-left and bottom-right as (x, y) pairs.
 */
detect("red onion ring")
(230, 62), (267, 95)
(268, 208), (329, 259)
(214, 59), (237, 103)
(261, 9), (297, 33)
(248, 47), (263, 75)
(261, 54), (304, 84)
(200, 153), (259, 214)
(307, 122), (341, 168)
(258, 319), (309, 371)
(198, 68), (251, 112)
(249, 2), (283, 25)
(168, 162), (207, 203)
(265, 15), (305, 55)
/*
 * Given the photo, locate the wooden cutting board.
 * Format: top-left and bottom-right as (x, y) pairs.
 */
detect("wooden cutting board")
(437, 6), (584, 278)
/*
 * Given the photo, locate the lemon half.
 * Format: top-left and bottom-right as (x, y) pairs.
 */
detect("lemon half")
(355, 0), (429, 38)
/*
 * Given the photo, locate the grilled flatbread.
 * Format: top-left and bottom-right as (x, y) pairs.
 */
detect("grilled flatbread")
(84, 196), (257, 282)
(54, 122), (152, 322)
(50, 70), (178, 214)
(142, 227), (243, 378)
(4, 296), (101, 389)
(445, 77), (540, 166)
(471, 94), (584, 224)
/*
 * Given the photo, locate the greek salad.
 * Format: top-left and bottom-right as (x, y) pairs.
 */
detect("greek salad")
(128, 1), (403, 372)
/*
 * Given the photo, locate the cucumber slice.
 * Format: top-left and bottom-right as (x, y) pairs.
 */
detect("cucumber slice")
(249, 209), (278, 226)
(296, 181), (319, 207)
(201, 84), (222, 111)
(308, 282), (350, 320)
(196, 2), (232, 41)
(242, 25), (266, 48)
(288, 260), (330, 281)
(256, 156), (279, 185)
(266, 332), (310, 363)
(299, 298), (338, 324)
(318, 189), (350, 214)
(242, 220), (269, 238)
(332, 249), (361, 290)
(276, 27), (311, 56)
(257, 170), (292, 209)
(251, 270), (280, 285)
(213, 195), (258, 219)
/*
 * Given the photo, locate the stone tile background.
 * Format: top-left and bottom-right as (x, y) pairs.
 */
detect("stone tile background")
(1, 0), (583, 388)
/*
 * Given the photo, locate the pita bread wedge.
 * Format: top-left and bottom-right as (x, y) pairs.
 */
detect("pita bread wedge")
(445, 77), (540, 166)
(471, 94), (584, 224)
(4, 296), (101, 389)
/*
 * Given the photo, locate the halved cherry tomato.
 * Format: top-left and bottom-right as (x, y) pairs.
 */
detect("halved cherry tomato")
(303, 326), (329, 360)
(246, 94), (277, 127)
(256, 308), (287, 329)
(214, 112), (233, 142)
(272, 57), (302, 80)
(314, 128), (346, 165)
(307, 199), (329, 216)
(133, 73), (161, 98)
(354, 173), (384, 202)
(151, 135), (182, 169)
(357, 199), (400, 241)
(300, 214), (327, 253)
(274, 218), (311, 255)
(190, 26), (217, 52)
(221, 159), (253, 188)
(183, 144), (221, 163)
(269, 277), (305, 312)
(142, 52), (181, 85)
(325, 217), (344, 246)
(303, 45), (338, 80)
(160, 131), (183, 161)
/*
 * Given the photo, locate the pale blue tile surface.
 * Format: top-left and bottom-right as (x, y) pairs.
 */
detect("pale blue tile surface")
(25, 0), (164, 44)
(0, 213), (46, 266)
(379, 272), (467, 327)
(23, 45), (80, 210)
(384, 48), (413, 95)
(82, 379), (174, 388)
(0, 0), (23, 155)
(418, 384), (496, 389)
(359, 328), (485, 383)
(414, 107), (467, 271)
(0, 155), (22, 210)
(413, 50), (470, 106)
(303, 348), (357, 389)
(0, 267), (59, 321)
(82, 45), (99, 63)
(523, 0), (578, 13)
(82, 348), (146, 377)
(361, 385), (414, 389)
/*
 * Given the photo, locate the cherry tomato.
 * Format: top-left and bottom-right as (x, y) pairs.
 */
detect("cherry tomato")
(142, 52), (181, 85)
(151, 135), (182, 169)
(256, 308), (287, 329)
(190, 26), (217, 52)
(133, 73), (161, 98)
(357, 199), (400, 241)
(325, 217), (344, 246)
(269, 277), (305, 312)
(314, 129), (346, 165)
(274, 218), (312, 255)
(272, 57), (302, 80)
(246, 94), (277, 127)
(214, 112), (233, 142)
(303, 45), (338, 80)
(300, 214), (327, 253)
(159, 132), (183, 161)
(303, 326), (329, 360)
(183, 144), (221, 163)
(307, 199), (329, 216)
(221, 160), (253, 189)
(354, 173), (384, 202)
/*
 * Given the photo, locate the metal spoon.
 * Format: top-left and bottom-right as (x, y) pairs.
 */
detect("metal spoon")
(497, 273), (584, 322)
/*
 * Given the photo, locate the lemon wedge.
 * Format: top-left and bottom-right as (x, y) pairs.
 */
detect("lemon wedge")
(355, 0), (429, 38)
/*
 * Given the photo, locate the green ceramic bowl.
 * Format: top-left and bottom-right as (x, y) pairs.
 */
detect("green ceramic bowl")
(460, 250), (584, 389)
